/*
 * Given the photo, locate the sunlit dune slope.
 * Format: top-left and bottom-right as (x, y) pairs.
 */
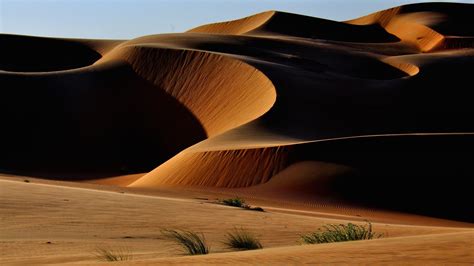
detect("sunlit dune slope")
(97, 45), (276, 136)
(131, 146), (289, 188)
(188, 11), (275, 35)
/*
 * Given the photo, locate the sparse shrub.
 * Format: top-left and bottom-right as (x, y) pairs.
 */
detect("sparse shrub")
(220, 197), (246, 208)
(162, 229), (209, 255)
(301, 221), (382, 244)
(219, 197), (264, 212)
(94, 247), (132, 262)
(224, 228), (263, 250)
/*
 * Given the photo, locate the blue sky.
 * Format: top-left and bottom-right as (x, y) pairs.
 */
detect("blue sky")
(1, 0), (472, 39)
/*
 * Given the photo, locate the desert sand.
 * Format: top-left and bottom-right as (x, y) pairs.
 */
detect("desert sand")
(1, 176), (473, 264)
(1, 2), (473, 264)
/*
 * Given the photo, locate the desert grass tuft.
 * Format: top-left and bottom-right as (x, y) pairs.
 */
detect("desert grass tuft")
(94, 247), (132, 262)
(162, 229), (210, 255)
(224, 228), (263, 250)
(301, 221), (382, 244)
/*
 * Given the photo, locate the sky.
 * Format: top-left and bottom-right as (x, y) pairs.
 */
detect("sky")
(1, 0), (472, 39)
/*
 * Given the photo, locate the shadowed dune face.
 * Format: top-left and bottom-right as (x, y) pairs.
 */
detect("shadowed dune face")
(242, 135), (474, 222)
(0, 61), (207, 178)
(1, 3), (474, 221)
(249, 12), (400, 42)
(131, 134), (474, 222)
(0, 35), (102, 72)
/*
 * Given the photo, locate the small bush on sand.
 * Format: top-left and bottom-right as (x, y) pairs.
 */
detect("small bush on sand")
(94, 247), (132, 262)
(224, 228), (263, 250)
(162, 229), (210, 255)
(219, 197), (264, 212)
(301, 221), (382, 244)
(220, 197), (246, 208)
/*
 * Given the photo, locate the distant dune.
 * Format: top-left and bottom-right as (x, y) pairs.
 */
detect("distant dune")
(1, 2), (473, 222)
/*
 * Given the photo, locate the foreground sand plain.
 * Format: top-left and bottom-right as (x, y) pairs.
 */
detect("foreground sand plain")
(1, 175), (473, 264)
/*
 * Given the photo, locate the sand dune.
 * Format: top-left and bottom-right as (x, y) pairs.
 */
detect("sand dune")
(189, 11), (399, 43)
(97, 44), (276, 136)
(188, 11), (275, 35)
(1, 0), (473, 247)
(347, 3), (474, 51)
(129, 3), (474, 221)
(131, 146), (289, 188)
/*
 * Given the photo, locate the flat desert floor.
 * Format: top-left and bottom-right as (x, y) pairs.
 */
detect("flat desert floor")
(1, 175), (472, 265)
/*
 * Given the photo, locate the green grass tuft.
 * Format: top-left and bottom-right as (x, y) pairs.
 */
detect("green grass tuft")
(162, 229), (210, 255)
(301, 221), (382, 244)
(224, 228), (263, 250)
(94, 247), (132, 262)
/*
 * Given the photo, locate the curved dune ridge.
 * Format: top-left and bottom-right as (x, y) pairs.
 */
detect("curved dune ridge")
(1, 2), (473, 221)
(131, 146), (289, 188)
(189, 10), (399, 43)
(382, 56), (420, 76)
(188, 11), (275, 35)
(97, 44), (276, 136)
